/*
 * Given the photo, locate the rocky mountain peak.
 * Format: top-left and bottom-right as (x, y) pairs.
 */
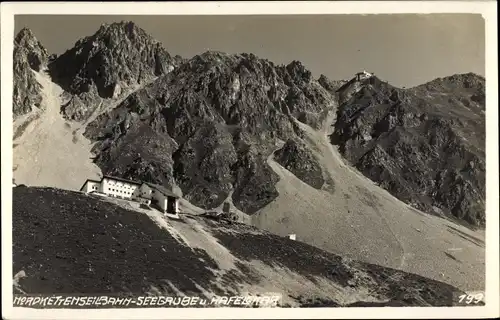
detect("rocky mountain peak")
(14, 27), (49, 72)
(83, 50), (336, 213)
(13, 28), (50, 118)
(198, 50), (231, 59)
(48, 21), (177, 101)
(332, 71), (486, 226)
(15, 27), (35, 44)
(285, 60), (312, 84)
(318, 74), (348, 94)
(415, 72), (485, 92)
(93, 21), (157, 45)
(186, 50), (236, 69)
(334, 73), (396, 106)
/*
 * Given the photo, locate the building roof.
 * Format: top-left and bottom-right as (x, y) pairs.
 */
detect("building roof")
(79, 179), (101, 191)
(356, 70), (373, 76)
(79, 176), (178, 198)
(102, 175), (142, 186)
(145, 182), (179, 198)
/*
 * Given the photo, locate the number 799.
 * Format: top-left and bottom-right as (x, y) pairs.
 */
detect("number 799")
(458, 292), (484, 304)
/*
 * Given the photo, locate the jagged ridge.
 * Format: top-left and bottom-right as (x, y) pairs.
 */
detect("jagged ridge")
(13, 28), (49, 118)
(13, 22), (486, 228)
(332, 74), (485, 226)
(84, 50), (335, 214)
(48, 21), (184, 121)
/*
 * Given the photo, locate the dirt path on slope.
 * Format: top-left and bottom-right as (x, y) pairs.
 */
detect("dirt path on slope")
(252, 108), (485, 291)
(13, 71), (102, 190)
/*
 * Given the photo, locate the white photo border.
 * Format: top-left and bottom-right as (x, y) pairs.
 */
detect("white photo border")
(1, 1), (498, 319)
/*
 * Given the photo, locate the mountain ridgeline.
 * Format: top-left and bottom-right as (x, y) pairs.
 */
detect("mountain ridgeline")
(84, 51), (334, 213)
(48, 21), (185, 122)
(332, 74), (485, 226)
(13, 21), (486, 226)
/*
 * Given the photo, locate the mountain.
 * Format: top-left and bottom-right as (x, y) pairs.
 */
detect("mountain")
(331, 74), (485, 226)
(48, 21), (184, 122)
(12, 186), (474, 307)
(274, 138), (326, 189)
(318, 74), (348, 94)
(84, 51), (335, 213)
(12, 22), (486, 294)
(12, 27), (49, 118)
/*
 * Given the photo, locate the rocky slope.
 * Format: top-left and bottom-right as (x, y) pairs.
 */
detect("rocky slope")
(17, 21), (484, 227)
(48, 21), (183, 122)
(13, 70), (102, 191)
(12, 22), (486, 294)
(13, 186), (474, 307)
(12, 27), (49, 118)
(331, 74), (485, 226)
(83, 50), (335, 213)
(318, 74), (348, 94)
(274, 138), (325, 189)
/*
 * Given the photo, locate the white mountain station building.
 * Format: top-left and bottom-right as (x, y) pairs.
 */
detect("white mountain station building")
(79, 175), (179, 214)
(355, 70), (374, 81)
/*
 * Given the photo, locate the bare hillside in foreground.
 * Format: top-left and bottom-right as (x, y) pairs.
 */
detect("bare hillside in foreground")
(13, 186), (475, 307)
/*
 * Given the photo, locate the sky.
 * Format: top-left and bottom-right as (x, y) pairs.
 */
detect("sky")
(14, 14), (485, 88)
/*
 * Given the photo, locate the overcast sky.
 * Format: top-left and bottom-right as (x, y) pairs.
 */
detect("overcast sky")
(14, 14), (484, 87)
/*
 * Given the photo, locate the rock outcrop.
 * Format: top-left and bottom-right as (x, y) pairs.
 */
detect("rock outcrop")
(13, 21), (486, 228)
(331, 73), (485, 226)
(48, 21), (180, 121)
(84, 51), (335, 213)
(318, 74), (348, 95)
(13, 28), (49, 118)
(274, 138), (325, 189)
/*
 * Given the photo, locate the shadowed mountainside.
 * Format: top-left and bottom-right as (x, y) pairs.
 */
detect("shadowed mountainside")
(331, 74), (485, 226)
(48, 21), (184, 122)
(13, 27), (50, 119)
(12, 186), (474, 307)
(11, 23), (486, 297)
(83, 48), (334, 214)
(274, 138), (325, 189)
(14, 21), (485, 227)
